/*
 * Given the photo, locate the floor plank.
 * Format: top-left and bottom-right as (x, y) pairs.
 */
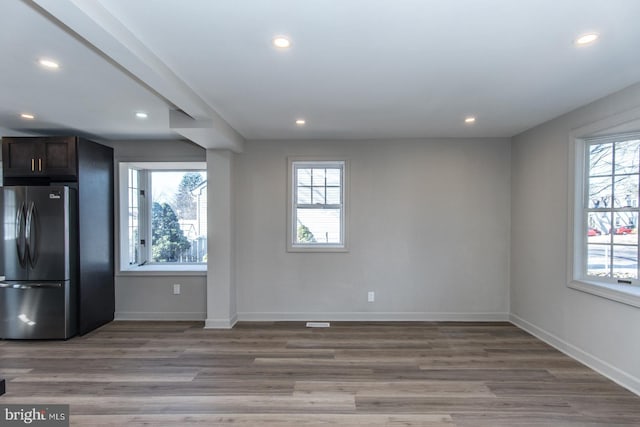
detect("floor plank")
(1, 321), (639, 426)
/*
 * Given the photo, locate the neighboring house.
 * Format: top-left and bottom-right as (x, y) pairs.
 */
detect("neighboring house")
(192, 180), (207, 238)
(178, 220), (198, 240)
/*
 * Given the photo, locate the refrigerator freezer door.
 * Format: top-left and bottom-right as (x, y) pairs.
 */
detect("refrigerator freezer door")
(24, 187), (72, 281)
(0, 281), (75, 339)
(2, 187), (29, 281)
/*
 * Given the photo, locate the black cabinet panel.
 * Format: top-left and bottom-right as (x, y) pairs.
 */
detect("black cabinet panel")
(77, 139), (115, 334)
(2, 136), (77, 180)
(4, 141), (34, 173)
(44, 140), (76, 173)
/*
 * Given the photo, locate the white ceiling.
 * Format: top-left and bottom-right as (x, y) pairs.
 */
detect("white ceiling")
(2, 0), (640, 151)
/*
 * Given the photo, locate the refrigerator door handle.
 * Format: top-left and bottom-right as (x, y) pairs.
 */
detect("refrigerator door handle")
(15, 202), (28, 268)
(0, 281), (63, 289)
(25, 202), (38, 268)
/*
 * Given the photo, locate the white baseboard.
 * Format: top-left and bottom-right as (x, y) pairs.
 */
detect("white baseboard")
(113, 311), (508, 323)
(204, 313), (238, 329)
(509, 313), (640, 396)
(236, 311), (510, 322)
(114, 311), (205, 321)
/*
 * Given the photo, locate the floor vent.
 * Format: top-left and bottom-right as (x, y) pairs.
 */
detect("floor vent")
(306, 322), (330, 328)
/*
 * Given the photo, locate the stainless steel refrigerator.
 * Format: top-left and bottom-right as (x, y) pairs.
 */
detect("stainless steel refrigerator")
(0, 186), (77, 339)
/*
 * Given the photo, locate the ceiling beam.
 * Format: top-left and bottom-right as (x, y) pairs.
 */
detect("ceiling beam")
(30, 0), (244, 152)
(169, 110), (244, 152)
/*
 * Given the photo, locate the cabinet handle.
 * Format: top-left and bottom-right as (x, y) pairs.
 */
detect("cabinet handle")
(31, 159), (35, 172)
(38, 158), (42, 172)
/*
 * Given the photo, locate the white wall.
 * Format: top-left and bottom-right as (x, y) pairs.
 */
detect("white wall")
(234, 138), (511, 321)
(107, 139), (208, 320)
(510, 82), (640, 394)
(205, 149), (237, 328)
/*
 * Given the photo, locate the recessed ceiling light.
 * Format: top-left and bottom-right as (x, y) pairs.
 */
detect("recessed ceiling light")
(135, 112), (148, 119)
(38, 58), (59, 69)
(464, 116), (476, 124)
(575, 33), (599, 46)
(295, 119), (306, 125)
(273, 36), (291, 49)
(20, 113), (35, 120)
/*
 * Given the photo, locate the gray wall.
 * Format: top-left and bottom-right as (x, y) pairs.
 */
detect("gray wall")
(234, 138), (511, 320)
(510, 82), (640, 394)
(116, 275), (206, 320)
(108, 139), (208, 320)
(108, 137), (510, 322)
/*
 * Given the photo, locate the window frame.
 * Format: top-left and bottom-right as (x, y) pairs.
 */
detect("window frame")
(125, 167), (144, 268)
(582, 135), (640, 281)
(287, 158), (349, 252)
(569, 117), (640, 308)
(118, 162), (207, 272)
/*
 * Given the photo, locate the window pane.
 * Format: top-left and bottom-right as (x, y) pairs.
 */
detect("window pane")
(614, 139), (640, 175)
(296, 208), (341, 244)
(613, 245), (638, 279)
(312, 168), (326, 185)
(587, 212), (607, 241)
(325, 168), (341, 186)
(588, 176), (612, 208)
(583, 136), (640, 285)
(613, 212), (638, 245)
(326, 187), (341, 204)
(312, 186), (325, 204)
(127, 169), (139, 265)
(297, 187), (311, 204)
(613, 175), (639, 208)
(290, 161), (345, 250)
(589, 143), (613, 177)
(587, 244), (611, 278)
(150, 171), (207, 263)
(297, 168), (312, 186)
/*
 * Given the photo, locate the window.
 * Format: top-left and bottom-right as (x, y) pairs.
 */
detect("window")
(571, 132), (640, 307)
(119, 162), (207, 270)
(127, 168), (141, 265)
(584, 136), (639, 282)
(288, 159), (347, 251)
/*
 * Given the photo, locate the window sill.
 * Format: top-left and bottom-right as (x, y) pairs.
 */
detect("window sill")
(118, 264), (207, 277)
(568, 279), (640, 308)
(287, 246), (349, 253)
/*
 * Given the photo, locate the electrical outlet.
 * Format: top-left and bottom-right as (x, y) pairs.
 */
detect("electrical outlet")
(173, 284), (181, 295)
(367, 291), (375, 302)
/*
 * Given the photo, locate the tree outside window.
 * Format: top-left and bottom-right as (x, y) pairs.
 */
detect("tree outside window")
(120, 163), (207, 269)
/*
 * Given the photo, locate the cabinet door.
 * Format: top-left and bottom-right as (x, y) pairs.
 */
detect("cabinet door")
(42, 137), (77, 178)
(2, 138), (39, 177)
(1, 137), (77, 180)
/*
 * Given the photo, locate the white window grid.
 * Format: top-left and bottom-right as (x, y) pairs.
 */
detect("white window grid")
(583, 135), (640, 285)
(290, 160), (346, 250)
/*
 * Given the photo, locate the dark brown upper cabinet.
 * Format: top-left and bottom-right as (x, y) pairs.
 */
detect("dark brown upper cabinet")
(2, 136), (78, 181)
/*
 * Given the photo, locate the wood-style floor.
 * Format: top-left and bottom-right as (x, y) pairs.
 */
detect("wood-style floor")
(1, 321), (639, 426)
